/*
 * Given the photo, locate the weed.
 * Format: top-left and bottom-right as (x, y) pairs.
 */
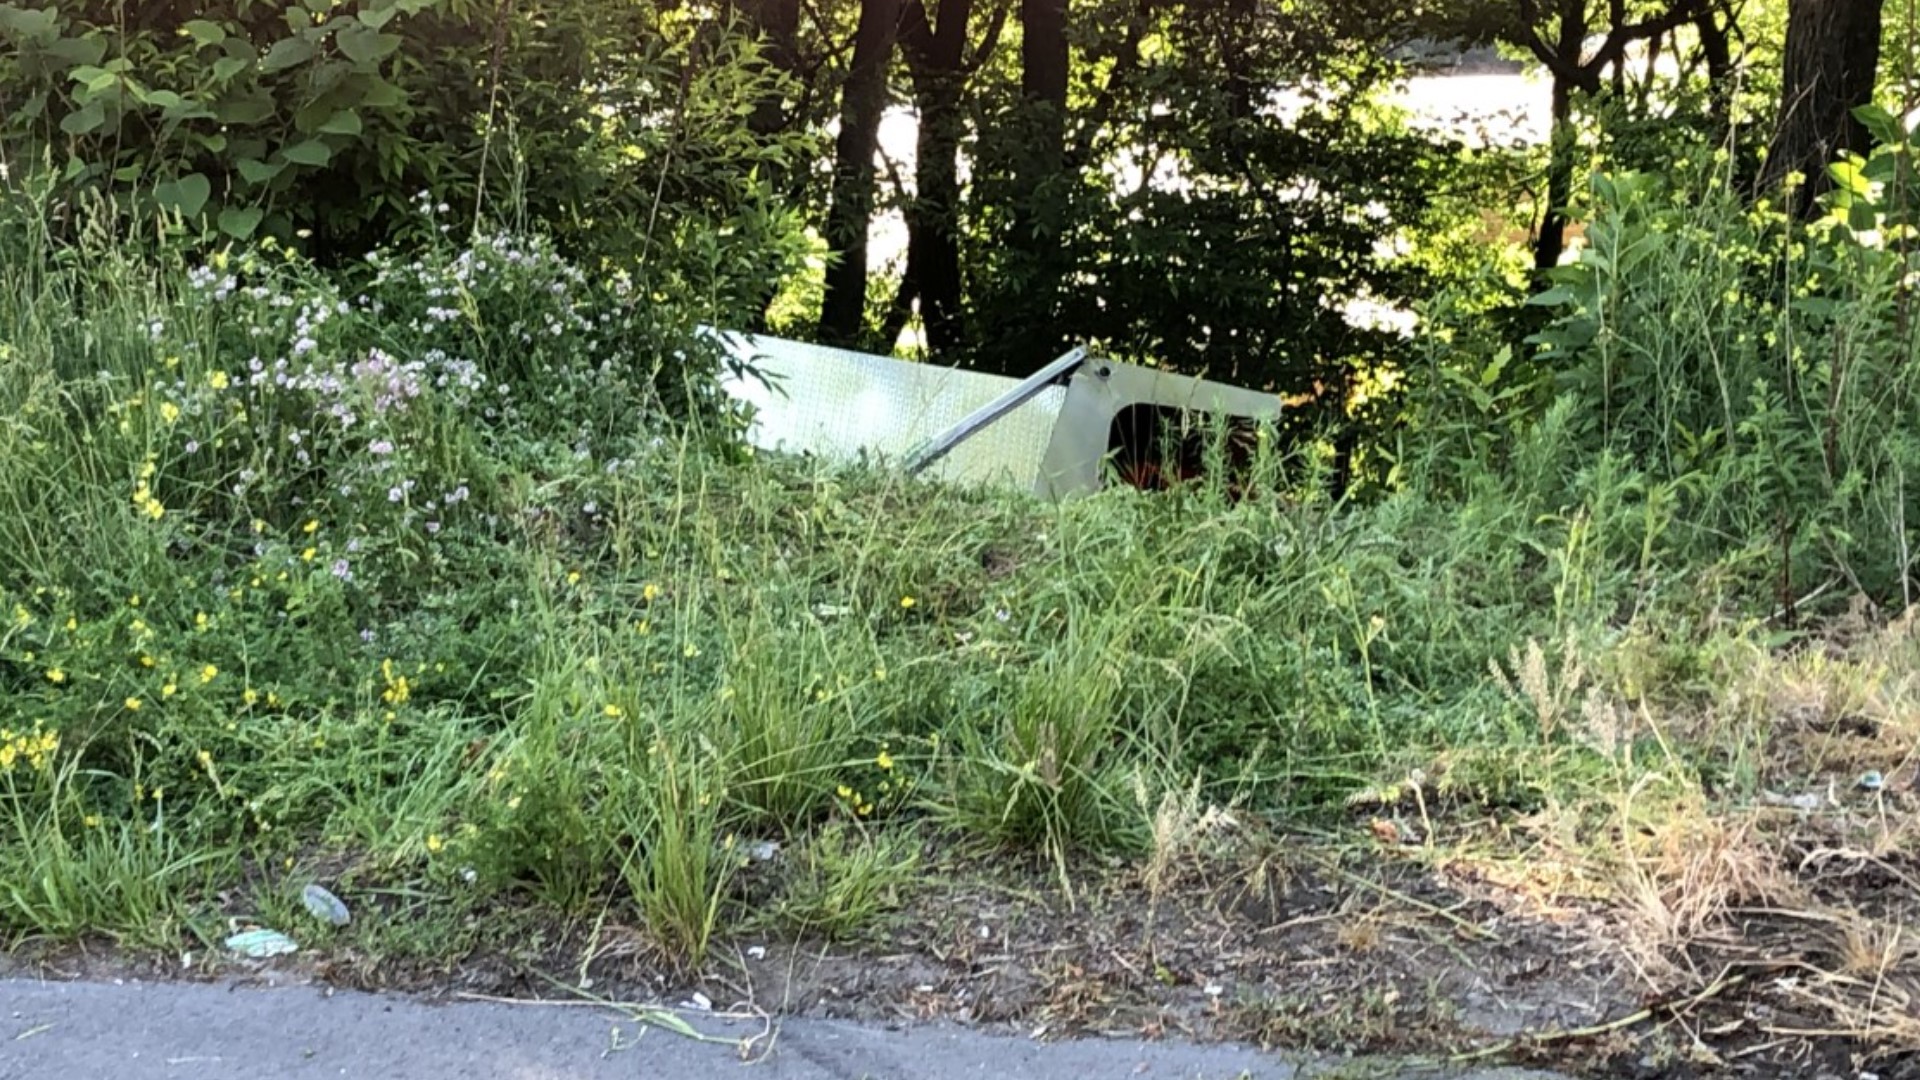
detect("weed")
(763, 820), (920, 941)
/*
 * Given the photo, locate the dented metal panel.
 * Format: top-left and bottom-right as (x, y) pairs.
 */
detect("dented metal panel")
(708, 329), (1285, 499)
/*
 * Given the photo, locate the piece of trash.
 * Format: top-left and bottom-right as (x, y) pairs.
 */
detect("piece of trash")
(1203, 982), (1224, 997)
(685, 992), (712, 1012)
(746, 946), (766, 961)
(301, 884), (351, 927)
(1858, 771), (1885, 792)
(748, 840), (780, 862)
(810, 603), (851, 619)
(1761, 791), (1824, 812)
(1367, 817), (1420, 844)
(225, 928), (298, 958)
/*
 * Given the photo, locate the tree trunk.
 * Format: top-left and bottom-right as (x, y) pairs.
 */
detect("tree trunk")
(1761, 0), (1886, 218)
(1696, 5), (1734, 137)
(901, 0), (974, 356)
(739, 0), (800, 136)
(912, 79), (967, 352)
(1536, 72), (1577, 271)
(819, 0), (902, 346)
(1020, 0), (1068, 172)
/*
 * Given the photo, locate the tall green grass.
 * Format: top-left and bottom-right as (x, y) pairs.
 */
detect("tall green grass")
(2, 173), (1903, 965)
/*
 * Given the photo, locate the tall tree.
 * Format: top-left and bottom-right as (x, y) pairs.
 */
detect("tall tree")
(819, 0), (903, 345)
(1512, 0), (1708, 270)
(1760, 0), (1885, 217)
(738, 0), (802, 136)
(1021, 0), (1069, 167)
(897, 0), (1007, 354)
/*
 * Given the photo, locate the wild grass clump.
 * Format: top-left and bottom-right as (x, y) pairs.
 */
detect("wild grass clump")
(5, 165), (1920, 983)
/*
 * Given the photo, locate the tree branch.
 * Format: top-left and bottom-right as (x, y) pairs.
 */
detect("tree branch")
(964, 0), (1013, 74)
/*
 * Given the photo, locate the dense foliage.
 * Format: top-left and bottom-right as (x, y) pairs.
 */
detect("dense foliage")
(2, 1), (1919, 1034)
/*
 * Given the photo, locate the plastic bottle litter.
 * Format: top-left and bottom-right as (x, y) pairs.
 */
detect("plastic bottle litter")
(302, 883), (352, 926)
(226, 928), (299, 958)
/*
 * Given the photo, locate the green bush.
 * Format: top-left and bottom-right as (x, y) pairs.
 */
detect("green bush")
(0, 0), (812, 275)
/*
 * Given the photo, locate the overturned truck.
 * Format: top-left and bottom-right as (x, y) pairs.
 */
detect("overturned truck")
(709, 330), (1285, 499)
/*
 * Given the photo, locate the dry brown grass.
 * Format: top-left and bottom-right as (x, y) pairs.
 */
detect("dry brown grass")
(1556, 605), (1920, 1052)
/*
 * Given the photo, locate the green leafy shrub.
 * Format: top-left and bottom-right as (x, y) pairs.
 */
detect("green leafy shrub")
(0, 0), (812, 279)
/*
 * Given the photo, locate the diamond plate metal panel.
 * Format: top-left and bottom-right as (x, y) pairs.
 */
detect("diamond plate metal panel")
(716, 333), (1066, 492)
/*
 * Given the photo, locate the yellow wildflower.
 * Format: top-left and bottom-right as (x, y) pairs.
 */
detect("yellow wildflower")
(195, 612), (209, 631)
(303, 519), (318, 534)
(243, 687), (259, 706)
(876, 750), (894, 771)
(602, 704), (624, 718)
(208, 370), (230, 390)
(45, 668), (66, 684)
(125, 697), (142, 711)
(200, 664), (218, 683)
(161, 681), (177, 698)
(301, 547), (316, 562)
(426, 833), (445, 854)
(566, 570), (582, 586)
(83, 814), (101, 828)
(836, 785), (854, 800)
(642, 582), (661, 602)
(899, 595), (916, 609)
(159, 401), (181, 424)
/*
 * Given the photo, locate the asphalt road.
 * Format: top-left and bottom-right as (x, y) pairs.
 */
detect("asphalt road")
(0, 977), (1567, 1080)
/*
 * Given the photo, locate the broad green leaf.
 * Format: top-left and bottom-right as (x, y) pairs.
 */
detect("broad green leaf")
(217, 95), (276, 125)
(260, 36), (315, 73)
(45, 34), (107, 66)
(211, 57), (249, 82)
(1854, 104), (1903, 148)
(199, 132), (227, 153)
(310, 58), (351, 95)
(221, 36), (256, 61)
(360, 5), (397, 29)
(144, 89), (185, 110)
(218, 206), (265, 239)
(70, 64), (113, 90)
(1828, 159), (1871, 195)
(183, 18), (224, 45)
(58, 100), (105, 135)
(336, 23), (402, 65)
(154, 172), (212, 218)
(0, 5), (59, 39)
(282, 138), (332, 166)
(235, 157), (284, 184)
(359, 77), (407, 109)
(318, 108), (361, 135)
